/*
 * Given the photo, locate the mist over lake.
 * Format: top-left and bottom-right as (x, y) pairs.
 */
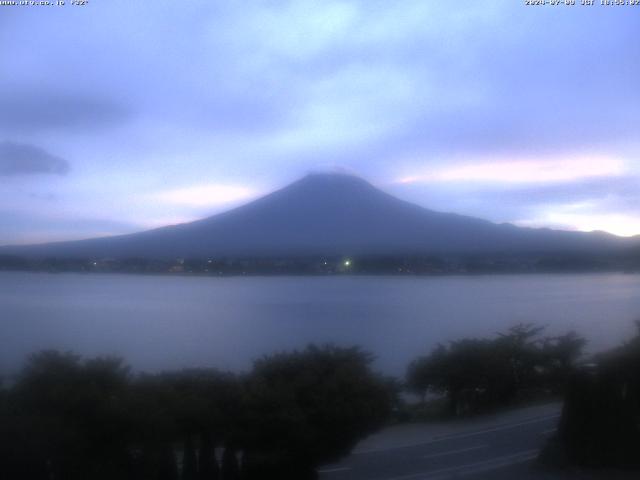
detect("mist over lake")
(2, 271), (639, 377)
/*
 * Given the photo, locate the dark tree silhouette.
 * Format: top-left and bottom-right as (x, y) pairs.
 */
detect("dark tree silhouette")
(548, 322), (640, 468)
(183, 434), (198, 480)
(221, 446), (240, 480)
(241, 345), (393, 479)
(406, 325), (586, 415)
(540, 330), (587, 393)
(4, 351), (133, 480)
(0, 345), (393, 479)
(197, 433), (219, 480)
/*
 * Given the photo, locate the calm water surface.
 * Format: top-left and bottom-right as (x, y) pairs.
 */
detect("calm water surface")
(1, 272), (639, 376)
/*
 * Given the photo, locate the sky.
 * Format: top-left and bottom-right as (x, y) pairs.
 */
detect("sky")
(1, 0), (639, 245)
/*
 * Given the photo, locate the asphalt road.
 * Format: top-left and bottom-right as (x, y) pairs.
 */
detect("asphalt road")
(318, 404), (564, 480)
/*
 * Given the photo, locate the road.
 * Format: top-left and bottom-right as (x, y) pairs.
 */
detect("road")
(317, 402), (631, 480)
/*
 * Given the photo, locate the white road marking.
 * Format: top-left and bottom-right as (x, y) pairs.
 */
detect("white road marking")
(355, 413), (560, 454)
(383, 449), (539, 480)
(422, 444), (487, 460)
(541, 428), (557, 435)
(317, 467), (351, 474)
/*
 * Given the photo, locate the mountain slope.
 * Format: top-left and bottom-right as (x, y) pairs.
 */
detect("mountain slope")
(1, 173), (636, 259)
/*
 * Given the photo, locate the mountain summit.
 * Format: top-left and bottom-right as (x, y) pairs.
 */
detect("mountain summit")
(1, 173), (634, 259)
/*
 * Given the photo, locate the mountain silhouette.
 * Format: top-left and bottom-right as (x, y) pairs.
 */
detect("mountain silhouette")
(1, 173), (635, 259)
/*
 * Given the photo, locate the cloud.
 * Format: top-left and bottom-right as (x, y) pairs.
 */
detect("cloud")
(484, 176), (640, 208)
(0, 142), (70, 176)
(499, 176), (640, 236)
(517, 210), (640, 238)
(0, 91), (130, 132)
(396, 155), (627, 185)
(0, 210), (141, 246)
(28, 192), (58, 201)
(389, 170), (640, 238)
(152, 183), (258, 208)
(1, 0), (639, 241)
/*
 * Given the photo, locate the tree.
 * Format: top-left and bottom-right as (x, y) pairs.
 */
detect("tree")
(9, 351), (133, 480)
(241, 345), (393, 479)
(1, 346), (392, 479)
(128, 368), (241, 480)
(406, 325), (586, 415)
(549, 324), (640, 468)
(406, 344), (447, 403)
(541, 331), (587, 393)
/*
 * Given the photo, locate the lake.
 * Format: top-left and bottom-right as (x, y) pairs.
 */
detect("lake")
(1, 272), (639, 377)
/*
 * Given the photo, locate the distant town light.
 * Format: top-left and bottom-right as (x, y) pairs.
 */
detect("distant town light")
(344, 260), (351, 267)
